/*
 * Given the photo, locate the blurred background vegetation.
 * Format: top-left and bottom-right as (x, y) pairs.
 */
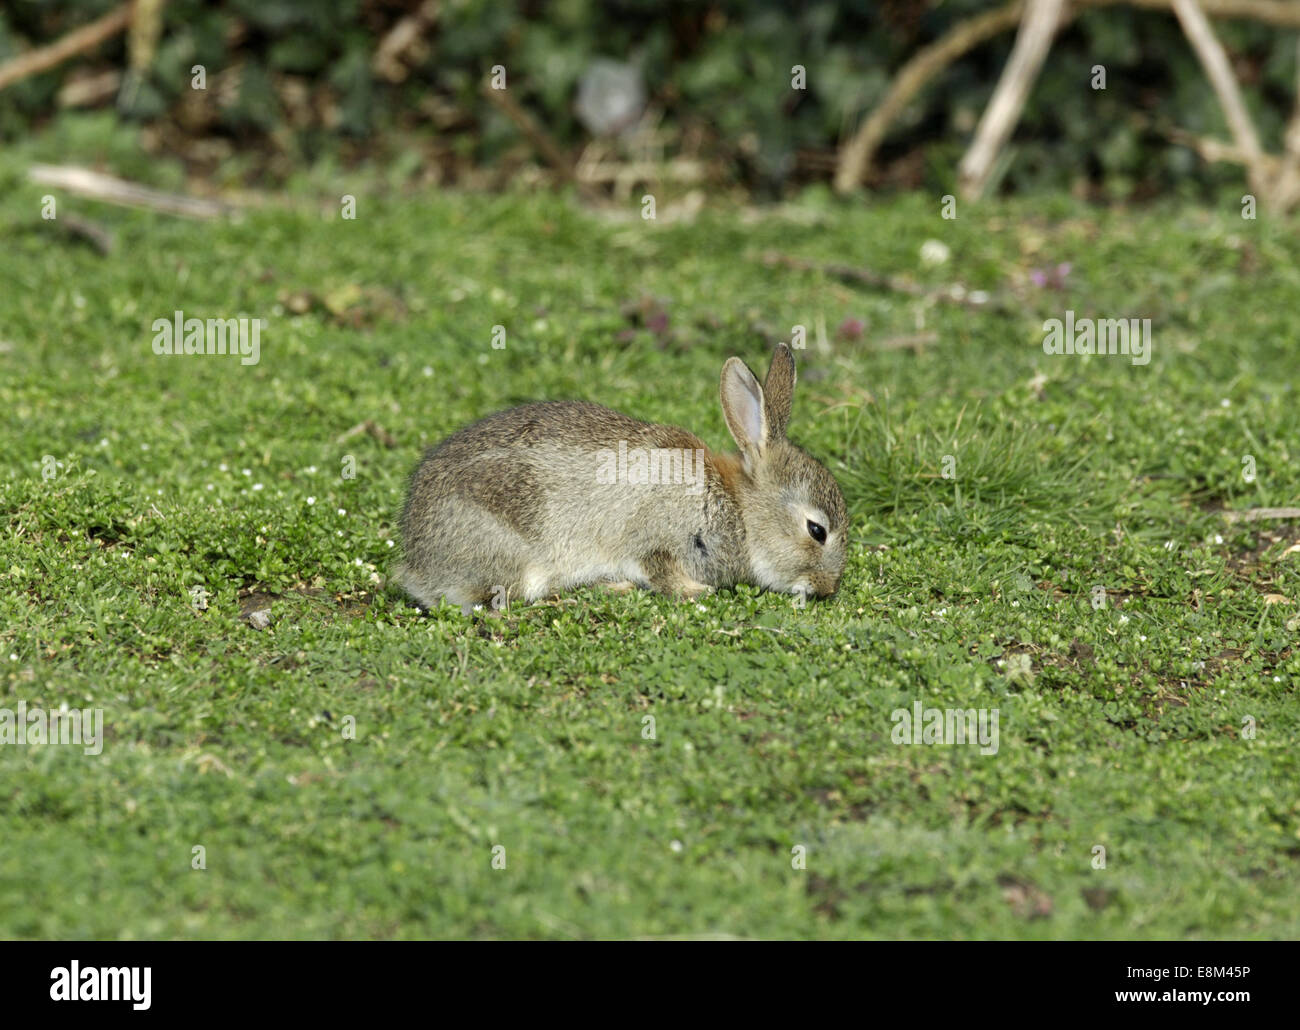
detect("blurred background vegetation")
(2, 0), (1297, 202)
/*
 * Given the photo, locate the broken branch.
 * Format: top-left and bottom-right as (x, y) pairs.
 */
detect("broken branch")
(28, 164), (233, 219)
(0, 3), (132, 94)
(958, 0), (1066, 200)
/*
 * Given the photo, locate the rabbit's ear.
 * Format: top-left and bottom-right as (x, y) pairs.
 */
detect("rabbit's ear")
(720, 356), (768, 461)
(763, 343), (796, 440)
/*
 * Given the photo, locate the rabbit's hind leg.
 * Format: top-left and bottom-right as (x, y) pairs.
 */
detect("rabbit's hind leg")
(399, 514), (532, 613)
(642, 550), (711, 600)
(395, 564), (481, 612)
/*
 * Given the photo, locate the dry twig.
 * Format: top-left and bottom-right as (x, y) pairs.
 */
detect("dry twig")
(835, 0), (1300, 194)
(481, 82), (593, 197)
(336, 420), (398, 448)
(57, 216), (116, 255)
(1223, 507), (1300, 522)
(0, 3), (133, 93)
(374, 0), (440, 83)
(28, 164), (233, 219)
(1170, 0), (1267, 195)
(760, 252), (1008, 312)
(958, 0), (1066, 199)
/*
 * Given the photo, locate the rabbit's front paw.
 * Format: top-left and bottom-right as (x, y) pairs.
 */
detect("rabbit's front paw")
(679, 581), (712, 602)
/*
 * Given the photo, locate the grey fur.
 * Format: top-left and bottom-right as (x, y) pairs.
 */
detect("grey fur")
(397, 345), (847, 610)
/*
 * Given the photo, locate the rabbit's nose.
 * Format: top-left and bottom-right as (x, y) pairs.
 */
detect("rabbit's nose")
(811, 573), (839, 598)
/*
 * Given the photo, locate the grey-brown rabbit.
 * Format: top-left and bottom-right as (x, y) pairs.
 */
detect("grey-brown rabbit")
(397, 344), (846, 611)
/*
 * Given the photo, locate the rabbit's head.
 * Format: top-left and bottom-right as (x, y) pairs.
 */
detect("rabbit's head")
(719, 344), (847, 598)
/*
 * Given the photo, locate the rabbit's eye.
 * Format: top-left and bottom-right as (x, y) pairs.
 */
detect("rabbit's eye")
(806, 520), (827, 544)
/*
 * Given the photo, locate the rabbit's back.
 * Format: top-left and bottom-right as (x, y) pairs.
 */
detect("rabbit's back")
(406, 401), (707, 524)
(398, 402), (720, 607)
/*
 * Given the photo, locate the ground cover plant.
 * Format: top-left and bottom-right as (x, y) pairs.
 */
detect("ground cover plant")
(2, 148), (1298, 938)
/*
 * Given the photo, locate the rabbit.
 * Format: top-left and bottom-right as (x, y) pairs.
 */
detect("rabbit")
(396, 343), (847, 612)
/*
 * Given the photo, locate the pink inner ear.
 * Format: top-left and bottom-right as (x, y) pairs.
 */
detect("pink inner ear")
(724, 360), (767, 450)
(743, 388), (764, 443)
(729, 369), (764, 446)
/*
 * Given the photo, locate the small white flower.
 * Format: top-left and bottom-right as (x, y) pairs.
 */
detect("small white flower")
(670, 840), (683, 853)
(252, 483), (264, 491)
(920, 239), (951, 266)
(219, 463), (229, 472)
(242, 468), (251, 476)
(1214, 534), (1224, 545)
(305, 466), (318, 474)
(1119, 614), (1129, 624)
(338, 508), (346, 516)
(1220, 399), (1231, 408)
(385, 539), (394, 548)
(307, 497), (316, 505)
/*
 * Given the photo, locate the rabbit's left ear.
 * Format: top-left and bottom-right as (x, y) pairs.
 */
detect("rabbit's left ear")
(763, 343), (796, 440)
(720, 356), (768, 462)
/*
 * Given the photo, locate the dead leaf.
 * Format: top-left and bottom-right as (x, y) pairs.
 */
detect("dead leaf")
(1082, 887), (1114, 911)
(999, 876), (1053, 919)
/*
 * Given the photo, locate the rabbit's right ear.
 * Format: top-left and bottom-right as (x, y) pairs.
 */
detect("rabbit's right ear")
(720, 356), (768, 463)
(762, 343), (796, 440)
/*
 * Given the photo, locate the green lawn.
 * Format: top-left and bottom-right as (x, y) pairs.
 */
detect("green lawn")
(2, 141), (1298, 938)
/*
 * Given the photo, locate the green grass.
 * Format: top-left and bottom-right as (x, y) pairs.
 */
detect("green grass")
(1, 148), (1298, 938)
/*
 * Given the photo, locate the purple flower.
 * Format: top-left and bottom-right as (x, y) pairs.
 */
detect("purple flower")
(1030, 263), (1072, 290)
(836, 317), (865, 341)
